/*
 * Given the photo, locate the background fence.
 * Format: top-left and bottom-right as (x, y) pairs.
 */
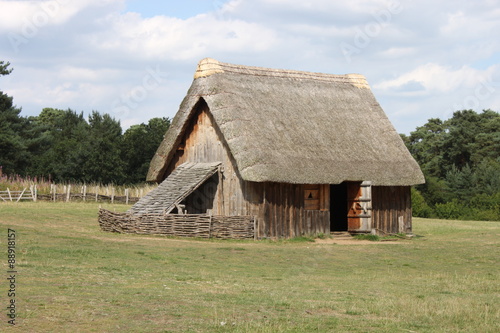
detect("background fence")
(0, 185), (148, 204)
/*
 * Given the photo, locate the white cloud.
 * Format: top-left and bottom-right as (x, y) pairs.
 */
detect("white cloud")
(88, 12), (279, 62)
(0, 0), (124, 32)
(375, 64), (497, 95)
(0, 0), (498, 135)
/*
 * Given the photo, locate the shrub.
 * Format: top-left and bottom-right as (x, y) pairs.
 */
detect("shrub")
(434, 199), (471, 220)
(411, 187), (434, 218)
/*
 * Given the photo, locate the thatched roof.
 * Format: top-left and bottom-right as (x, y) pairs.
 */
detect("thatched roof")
(130, 162), (220, 215)
(148, 58), (424, 186)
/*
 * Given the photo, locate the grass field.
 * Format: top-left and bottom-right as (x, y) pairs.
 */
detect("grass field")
(0, 202), (499, 332)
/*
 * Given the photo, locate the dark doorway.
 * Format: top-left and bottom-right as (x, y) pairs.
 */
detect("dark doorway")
(183, 174), (219, 214)
(330, 183), (348, 231)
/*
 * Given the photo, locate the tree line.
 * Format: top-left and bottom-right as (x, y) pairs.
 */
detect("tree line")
(1, 61), (170, 185)
(401, 109), (500, 221)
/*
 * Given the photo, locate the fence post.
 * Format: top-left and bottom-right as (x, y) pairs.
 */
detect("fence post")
(125, 188), (129, 205)
(66, 185), (71, 202)
(34, 184), (37, 202)
(7, 188), (12, 202)
(111, 187), (115, 204)
(83, 185), (86, 202)
(95, 186), (99, 202)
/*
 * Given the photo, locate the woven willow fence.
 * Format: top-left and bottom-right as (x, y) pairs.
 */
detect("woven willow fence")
(98, 209), (256, 239)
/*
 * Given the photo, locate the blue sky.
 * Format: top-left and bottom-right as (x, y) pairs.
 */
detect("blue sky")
(125, 0), (220, 19)
(0, 0), (498, 134)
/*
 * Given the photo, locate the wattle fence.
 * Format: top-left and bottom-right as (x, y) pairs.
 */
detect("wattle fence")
(98, 209), (256, 239)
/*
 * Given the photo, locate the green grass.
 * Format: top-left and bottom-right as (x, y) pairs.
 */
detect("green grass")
(353, 234), (380, 241)
(1, 202), (499, 332)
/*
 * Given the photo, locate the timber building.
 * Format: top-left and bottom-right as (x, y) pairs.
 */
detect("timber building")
(129, 58), (425, 238)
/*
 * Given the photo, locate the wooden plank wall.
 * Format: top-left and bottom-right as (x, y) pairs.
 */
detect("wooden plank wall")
(257, 182), (330, 238)
(164, 103), (257, 217)
(371, 186), (412, 234)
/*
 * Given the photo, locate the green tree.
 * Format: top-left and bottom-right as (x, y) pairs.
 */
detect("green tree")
(84, 111), (125, 184)
(34, 109), (90, 182)
(0, 61), (29, 175)
(407, 109), (500, 220)
(0, 61), (13, 76)
(406, 118), (446, 177)
(121, 117), (170, 183)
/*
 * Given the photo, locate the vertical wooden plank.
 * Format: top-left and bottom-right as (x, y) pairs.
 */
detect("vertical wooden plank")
(294, 185), (301, 237)
(274, 183), (278, 238)
(279, 183), (284, 238)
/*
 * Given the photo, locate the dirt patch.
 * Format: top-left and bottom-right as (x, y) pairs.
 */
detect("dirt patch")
(315, 238), (403, 245)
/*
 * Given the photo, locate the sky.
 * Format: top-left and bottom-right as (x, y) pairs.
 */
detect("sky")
(0, 0), (499, 134)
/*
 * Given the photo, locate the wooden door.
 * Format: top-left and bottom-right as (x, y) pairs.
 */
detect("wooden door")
(347, 182), (363, 230)
(346, 181), (372, 232)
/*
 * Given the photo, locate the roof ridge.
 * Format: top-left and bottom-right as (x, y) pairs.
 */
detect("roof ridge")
(194, 58), (370, 88)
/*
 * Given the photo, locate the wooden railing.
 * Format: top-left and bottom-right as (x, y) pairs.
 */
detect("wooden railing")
(0, 187), (36, 202)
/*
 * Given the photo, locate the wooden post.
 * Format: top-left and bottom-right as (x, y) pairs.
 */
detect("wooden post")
(218, 167), (224, 215)
(34, 184), (37, 202)
(66, 185), (71, 202)
(7, 188), (12, 202)
(111, 187), (115, 204)
(83, 185), (87, 202)
(254, 216), (257, 240)
(17, 188), (26, 202)
(95, 186), (99, 202)
(208, 213), (213, 239)
(125, 188), (129, 205)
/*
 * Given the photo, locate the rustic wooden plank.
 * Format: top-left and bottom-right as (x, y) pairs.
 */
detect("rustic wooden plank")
(304, 199), (320, 210)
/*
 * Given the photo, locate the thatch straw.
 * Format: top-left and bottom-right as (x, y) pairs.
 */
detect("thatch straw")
(148, 58), (424, 186)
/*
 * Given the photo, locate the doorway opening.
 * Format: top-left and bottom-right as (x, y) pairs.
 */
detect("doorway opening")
(330, 182), (348, 231)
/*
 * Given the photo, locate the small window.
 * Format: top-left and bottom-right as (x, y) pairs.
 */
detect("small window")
(304, 184), (320, 210)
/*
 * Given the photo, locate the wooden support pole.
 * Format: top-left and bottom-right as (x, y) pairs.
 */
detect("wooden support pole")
(7, 188), (12, 202)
